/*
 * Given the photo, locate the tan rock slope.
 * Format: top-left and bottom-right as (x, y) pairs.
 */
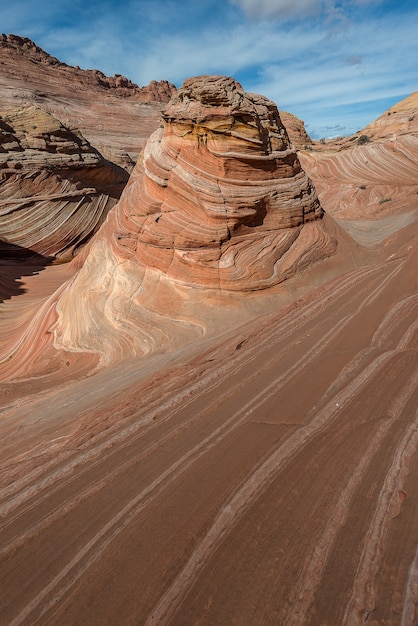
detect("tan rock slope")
(299, 92), (418, 224)
(50, 76), (336, 363)
(362, 91), (418, 139)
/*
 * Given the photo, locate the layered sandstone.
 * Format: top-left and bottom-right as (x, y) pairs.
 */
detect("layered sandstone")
(100, 75), (329, 290)
(0, 34), (175, 168)
(1, 55), (418, 626)
(0, 106), (128, 258)
(299, 94), (418, 222)
(51, 76), (336, 362)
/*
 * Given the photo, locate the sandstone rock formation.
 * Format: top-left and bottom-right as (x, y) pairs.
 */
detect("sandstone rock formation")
(299, 94), (418, 222)
(0, 34), (175, 168)
(50, 76), (336, 362)
(1, 46), (418, 626)
(360, 91), (418, 140)
(100, 75), (330, 290)
(280, 110), (313, 149)
(0, 106), (128, 258)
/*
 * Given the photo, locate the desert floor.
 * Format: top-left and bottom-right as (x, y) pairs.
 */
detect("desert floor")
(0, 212), (417, 625)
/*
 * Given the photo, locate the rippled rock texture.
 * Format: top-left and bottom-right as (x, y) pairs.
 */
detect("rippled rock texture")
(96, 76), (332, 290)
(299, 92), (418, 222)
(50, 76), (336, 363)
(0, 106), (128, 258)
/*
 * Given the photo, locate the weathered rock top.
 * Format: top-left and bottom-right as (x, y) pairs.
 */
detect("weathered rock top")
(163, 75), (289, 151)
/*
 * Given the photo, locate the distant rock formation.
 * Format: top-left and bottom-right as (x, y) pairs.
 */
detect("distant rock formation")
(0, 34), (174, 168)
(0, 106), (128, 258)
(299, 93), (418, 220)
(52, 76), (336, 361)
(280, 111), (313, 149)
(0, 34), (176, 102)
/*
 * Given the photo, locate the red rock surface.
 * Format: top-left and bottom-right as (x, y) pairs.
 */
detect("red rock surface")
(0, 106), (127, 258)
(46, 76), (337, 364)
(0, 210), (416, 626)
(0, 34), (175, 167)
(0, 50), (418, 626)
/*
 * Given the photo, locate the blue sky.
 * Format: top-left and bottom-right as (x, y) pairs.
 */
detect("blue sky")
(2, 0), (417, 138)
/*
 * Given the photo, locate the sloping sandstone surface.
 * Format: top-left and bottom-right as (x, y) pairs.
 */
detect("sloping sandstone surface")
(299, 92), (418, 225)
(0, 195), (416, 626)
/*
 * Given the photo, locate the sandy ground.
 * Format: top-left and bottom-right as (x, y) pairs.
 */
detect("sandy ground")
(0, 212), (417, 625)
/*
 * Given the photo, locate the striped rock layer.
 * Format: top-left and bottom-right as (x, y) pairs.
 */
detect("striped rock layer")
(96, 76), (334, 291)
(51, 77), (336, 362)
(0, 106), (128, 259)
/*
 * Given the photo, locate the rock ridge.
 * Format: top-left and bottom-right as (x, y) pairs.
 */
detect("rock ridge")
(0, 34), (176, 103)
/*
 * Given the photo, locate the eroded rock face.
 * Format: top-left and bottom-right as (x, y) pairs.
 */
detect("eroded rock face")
(0, 34), (175, 169)
(51, 76), (336, 363)
(0, 106), (128, 258)
(100, 75), (330, 291)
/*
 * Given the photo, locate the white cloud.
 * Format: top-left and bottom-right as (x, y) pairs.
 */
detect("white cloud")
(230, 0), (321, 20)
(230, 0), (385, 22)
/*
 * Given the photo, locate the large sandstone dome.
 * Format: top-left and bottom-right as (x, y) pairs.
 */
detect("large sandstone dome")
(51, 76), (336, 362)
(87, 76), (333, 290)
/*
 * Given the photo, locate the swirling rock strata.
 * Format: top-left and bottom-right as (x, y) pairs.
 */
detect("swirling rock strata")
(0, 106), (128, 258)
(99, 76), (331, 291)
(51, 76), (336, 362)
(299, 93), (418, 221)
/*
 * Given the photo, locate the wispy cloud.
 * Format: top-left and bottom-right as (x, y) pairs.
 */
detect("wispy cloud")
(1, 0), (417, 138)
(230, 0), (321, 20)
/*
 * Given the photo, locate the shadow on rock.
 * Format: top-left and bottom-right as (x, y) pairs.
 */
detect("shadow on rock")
(0, 240), (52, 302)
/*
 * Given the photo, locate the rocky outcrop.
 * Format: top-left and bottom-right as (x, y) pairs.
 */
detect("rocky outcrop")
(51, 76), (336, 362)
(80, 75), (332, 289)
(0, 34), (176, 103)
(0, 34), (174, 168)
(280, 111), (313, 149)
(113, 75), (329, 289)
(299, 93), (418, 221)
(0, 106), (128, 258)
